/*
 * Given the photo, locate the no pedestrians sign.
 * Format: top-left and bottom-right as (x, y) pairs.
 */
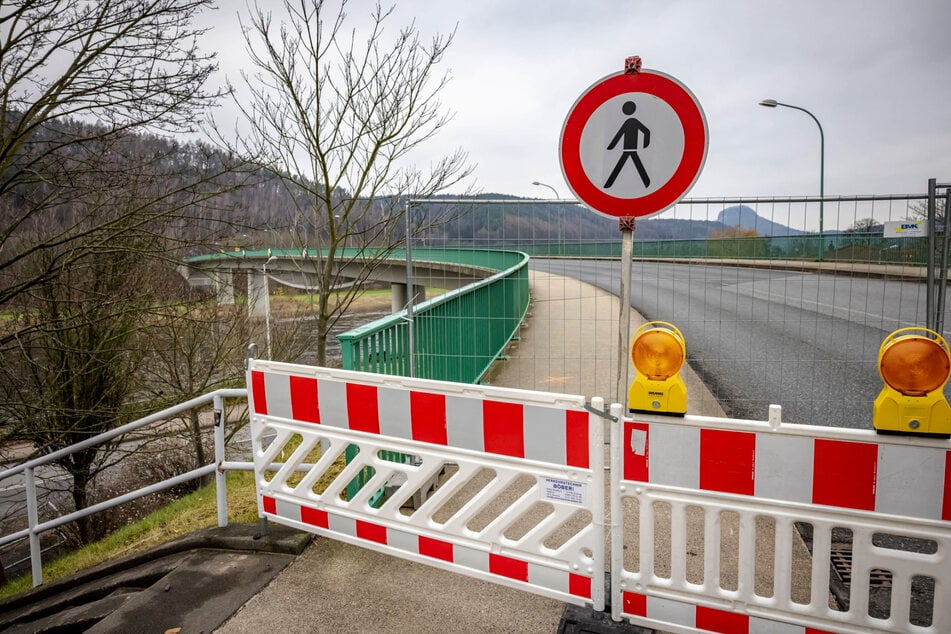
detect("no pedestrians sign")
(560, 68), (708, 218)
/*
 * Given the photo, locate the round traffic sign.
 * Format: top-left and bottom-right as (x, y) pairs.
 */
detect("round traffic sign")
(560, 70), (708, 218)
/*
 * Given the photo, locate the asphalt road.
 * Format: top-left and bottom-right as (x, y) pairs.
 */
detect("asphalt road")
(531, 258), (947, 428)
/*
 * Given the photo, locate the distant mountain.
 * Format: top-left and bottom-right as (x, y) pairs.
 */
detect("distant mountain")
(424, 198), (805, 243)
(717, 205), (806, 237)
(635, 217), (727, 240)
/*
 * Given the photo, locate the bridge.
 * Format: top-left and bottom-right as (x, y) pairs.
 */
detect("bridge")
(182, 247), (501, 315)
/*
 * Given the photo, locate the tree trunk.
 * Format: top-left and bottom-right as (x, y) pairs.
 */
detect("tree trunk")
(189, 408), (210, 487)
(189, 408), (206, 467)
(70, 471), (92, 545)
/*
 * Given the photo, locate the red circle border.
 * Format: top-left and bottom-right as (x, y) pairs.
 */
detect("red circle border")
(559, 70), (708, 218)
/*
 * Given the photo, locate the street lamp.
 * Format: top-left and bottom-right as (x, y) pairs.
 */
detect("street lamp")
(263, 255), (277, 359)
(759, 98), (825, 261)
(531, 180), (559, 199)
(532, 181), (563, 254)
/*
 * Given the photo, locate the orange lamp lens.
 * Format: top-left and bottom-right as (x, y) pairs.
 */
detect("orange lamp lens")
(880, 337), (951, 396)
(632, 330), (684, 380)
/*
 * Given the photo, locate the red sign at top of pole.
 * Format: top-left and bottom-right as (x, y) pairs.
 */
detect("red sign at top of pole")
(559, 68), (708, 219)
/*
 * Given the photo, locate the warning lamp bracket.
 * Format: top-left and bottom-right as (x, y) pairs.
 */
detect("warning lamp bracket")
(584, 401), (618, 421)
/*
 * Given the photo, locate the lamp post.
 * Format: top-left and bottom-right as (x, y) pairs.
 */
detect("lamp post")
(759, 98), (825, 261)
(263, 255), (277, 359)
(532, 181), (563, 254)
(532, 180), (559, 199)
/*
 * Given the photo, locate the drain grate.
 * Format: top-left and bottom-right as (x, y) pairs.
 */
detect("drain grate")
(829, 544), (893, 588)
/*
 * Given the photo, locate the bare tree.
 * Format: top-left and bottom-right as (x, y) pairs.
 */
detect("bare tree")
(0, 0), (245, 542)
(909, 198), (947, 225)
(847, 218), (884, 233)
(223, 0), (473, 365)
(0, 0), (228, 317)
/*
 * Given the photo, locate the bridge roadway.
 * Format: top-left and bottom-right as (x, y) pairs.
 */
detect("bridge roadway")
(532, 257), (946, 429)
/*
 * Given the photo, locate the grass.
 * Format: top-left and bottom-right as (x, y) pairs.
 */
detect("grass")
(0, 471), (260, 600)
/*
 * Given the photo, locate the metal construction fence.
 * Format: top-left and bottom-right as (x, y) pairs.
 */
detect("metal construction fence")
(247, 360), (951, 634)
(338, 248), (529, 384)
(510, 232), (930, 263)
(354, 192), (950, 430)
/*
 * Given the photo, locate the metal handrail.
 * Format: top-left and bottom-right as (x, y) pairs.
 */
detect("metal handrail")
(0, 388), (248, 587)
(338, 249), (530, 383)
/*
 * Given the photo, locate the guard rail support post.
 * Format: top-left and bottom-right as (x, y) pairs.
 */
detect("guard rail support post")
(25, 466), (41, 587)
(214, 393), (227, 528)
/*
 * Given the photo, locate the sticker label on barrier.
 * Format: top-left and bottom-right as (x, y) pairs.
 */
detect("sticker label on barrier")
(543, 477), (586, 505)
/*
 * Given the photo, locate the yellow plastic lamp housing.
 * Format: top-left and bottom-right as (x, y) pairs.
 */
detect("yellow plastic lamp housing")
(873, 327), (951, 436)
(628, 321), (687, 416)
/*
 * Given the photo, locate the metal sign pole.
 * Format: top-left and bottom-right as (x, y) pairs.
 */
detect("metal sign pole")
(617, 218), (635, 411)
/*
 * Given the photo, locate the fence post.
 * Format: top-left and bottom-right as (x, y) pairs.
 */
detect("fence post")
(25, 466), (42, 587)
(938, 188), (951, 334)
(928, 178), (937, 331)
(214, 393), (228, 528)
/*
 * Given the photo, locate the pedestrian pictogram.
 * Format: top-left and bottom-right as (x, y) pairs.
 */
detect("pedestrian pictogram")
(560, 69), (708, 218)
(604, 101), (651, 189)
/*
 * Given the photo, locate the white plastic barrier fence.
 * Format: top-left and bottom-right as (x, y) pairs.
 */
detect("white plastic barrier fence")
(247, 360), (606, 610)
(246, 361), (951, 632)
(610, 404), (951, 634)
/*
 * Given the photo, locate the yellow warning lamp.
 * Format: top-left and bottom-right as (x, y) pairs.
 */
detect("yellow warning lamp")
(873, 327), (951, 436)
(628, 321), (687, 416)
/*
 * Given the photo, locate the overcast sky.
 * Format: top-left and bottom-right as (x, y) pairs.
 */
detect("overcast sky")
(202, 1), (951, 205)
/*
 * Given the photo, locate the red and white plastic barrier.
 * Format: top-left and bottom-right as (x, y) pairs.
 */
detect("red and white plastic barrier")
(611, 404), (951, 634)
(247, 360), (605, 610)
(246, 360), (951, 632)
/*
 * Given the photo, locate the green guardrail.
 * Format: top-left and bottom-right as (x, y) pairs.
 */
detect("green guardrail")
(338, 248), (529, 383)
(338, 248), (529, 503)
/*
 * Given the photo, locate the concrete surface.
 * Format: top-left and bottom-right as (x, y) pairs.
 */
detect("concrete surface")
(217, 534), (568, 634)
(485, 271), (725, 417)
(0, 524), (310, 633)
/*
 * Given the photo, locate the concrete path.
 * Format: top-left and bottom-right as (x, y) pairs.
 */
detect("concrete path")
(485, 271), (725, 417)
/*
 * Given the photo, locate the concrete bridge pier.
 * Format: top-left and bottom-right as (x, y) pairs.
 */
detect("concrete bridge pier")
(248, 269), (270, 317)
(390, 283), (426, 313)
(211, 270), (235, 306)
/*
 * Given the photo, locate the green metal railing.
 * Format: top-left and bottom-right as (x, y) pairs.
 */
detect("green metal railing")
(338, 248), (529, 384)
(338, 248), (528, 504)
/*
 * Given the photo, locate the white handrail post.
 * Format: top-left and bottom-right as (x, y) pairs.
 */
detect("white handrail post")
(25, 466), (42, 586)
(214, 393), (228, 527)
